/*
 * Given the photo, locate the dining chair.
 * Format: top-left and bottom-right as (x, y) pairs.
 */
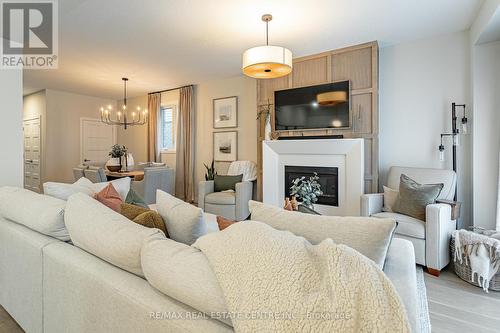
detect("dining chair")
(84, 166), (107, 183)
(73, 165), (88, 182)
(131, 167), (174, 204)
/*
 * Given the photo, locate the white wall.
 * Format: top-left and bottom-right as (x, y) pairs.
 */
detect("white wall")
(472, 40), (500, 230)
(379, 31), (472, 228)
(0, 69), (23, 187)
(44, 90), (115, 183)
(194, 75), (257, 198)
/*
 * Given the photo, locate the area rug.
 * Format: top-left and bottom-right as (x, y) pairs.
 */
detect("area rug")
(416, 266), (431, 333)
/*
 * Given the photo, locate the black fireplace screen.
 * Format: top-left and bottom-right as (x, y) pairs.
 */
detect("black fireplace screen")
(284, 166), (339, 207)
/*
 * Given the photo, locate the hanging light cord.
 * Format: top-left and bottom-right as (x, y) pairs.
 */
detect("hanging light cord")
(266, 19), (269, 46)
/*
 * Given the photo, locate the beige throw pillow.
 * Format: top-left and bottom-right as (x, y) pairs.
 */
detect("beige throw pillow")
(392, 174), (444, 221)
(382, 186), (399, 212)
(248, 201), (397, 269)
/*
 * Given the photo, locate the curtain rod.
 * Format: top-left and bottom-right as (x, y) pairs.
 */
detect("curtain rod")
(148, 84), (194, 95)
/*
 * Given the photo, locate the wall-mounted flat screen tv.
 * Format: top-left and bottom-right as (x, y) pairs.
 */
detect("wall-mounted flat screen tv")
(274, 80), (350, 130)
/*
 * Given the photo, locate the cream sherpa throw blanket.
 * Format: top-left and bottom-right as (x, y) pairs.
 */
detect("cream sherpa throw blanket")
(193, 221), (410, 333)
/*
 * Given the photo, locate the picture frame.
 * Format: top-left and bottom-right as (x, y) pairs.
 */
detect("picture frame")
(213, 131), (238, 162)
(213, 96), (238, 128)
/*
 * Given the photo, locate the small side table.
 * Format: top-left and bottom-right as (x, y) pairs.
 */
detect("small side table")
(436, 199), (461, 220)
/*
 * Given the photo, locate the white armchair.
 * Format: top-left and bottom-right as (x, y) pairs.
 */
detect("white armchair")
(198, 161), (257, 221)
(361, 166), (457, 276)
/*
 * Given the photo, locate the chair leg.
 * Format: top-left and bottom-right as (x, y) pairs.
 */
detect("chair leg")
(426, 267), (440, 277)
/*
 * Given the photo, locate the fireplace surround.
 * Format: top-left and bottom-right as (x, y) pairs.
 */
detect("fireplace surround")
(263, 139), (364, 216)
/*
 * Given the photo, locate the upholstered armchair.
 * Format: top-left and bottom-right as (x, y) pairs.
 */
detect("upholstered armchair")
(361, 166), (457, 276)
(198, 161), (257, 221)
(131, 167), (174, 204)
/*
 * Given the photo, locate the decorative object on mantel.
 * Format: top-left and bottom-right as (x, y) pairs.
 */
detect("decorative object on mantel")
(213, 96), (238, 128)
(213, 131), (238, 162)
(451, 228), (500, 292)
(289, 172), (323, 210)
(283, 198), (293, 211)
(257, 99), (273, 141)
(437, 102), (468, 200)
(100, 78), (148, 130)
(242, 14), (292, 79)
(204, 160), (217, 180)
(106, 144), (126, 172)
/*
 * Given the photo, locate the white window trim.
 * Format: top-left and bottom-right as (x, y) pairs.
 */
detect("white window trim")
(159, 105), (177, 153)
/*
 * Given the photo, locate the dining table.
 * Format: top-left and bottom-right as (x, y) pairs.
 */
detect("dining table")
(105, 170), (144, 181)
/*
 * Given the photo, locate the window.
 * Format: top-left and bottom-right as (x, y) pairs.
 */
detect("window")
(160, 106), (176, 151)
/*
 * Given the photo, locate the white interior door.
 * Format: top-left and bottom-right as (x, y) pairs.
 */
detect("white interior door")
(23, 117), (41, 193)
(80, 118), (116, 166)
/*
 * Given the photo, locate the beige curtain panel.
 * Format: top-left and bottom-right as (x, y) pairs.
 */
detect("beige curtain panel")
(147, 93), (161, 162)
(175, 86), (195, 202)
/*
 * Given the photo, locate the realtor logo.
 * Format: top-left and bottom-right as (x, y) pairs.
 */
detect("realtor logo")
(1, 0), (58, 69)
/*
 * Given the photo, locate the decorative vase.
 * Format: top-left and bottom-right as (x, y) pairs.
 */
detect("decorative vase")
(264, 113), (272, 141)
(122, 153), (134, 171)
(106, 157), (121, 172)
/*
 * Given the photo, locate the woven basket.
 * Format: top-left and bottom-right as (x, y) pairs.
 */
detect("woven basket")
(450, 235), (500, 291)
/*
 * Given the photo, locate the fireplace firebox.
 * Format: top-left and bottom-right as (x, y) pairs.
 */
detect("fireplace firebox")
(284, 166), (339, 207)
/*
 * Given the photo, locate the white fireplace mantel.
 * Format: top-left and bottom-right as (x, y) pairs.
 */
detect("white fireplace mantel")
(262, 139), (364, 216)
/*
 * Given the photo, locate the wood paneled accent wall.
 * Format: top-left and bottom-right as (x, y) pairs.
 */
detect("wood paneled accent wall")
(256, 41), (379, 200)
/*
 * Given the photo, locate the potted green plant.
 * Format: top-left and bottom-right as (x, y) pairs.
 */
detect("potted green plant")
(107, 144), (126, 172)
(289, 173), (323, 209)
(204, 160), (217, 180)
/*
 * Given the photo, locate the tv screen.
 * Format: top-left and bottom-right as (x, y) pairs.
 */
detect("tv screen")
(274, 81), (350, 130)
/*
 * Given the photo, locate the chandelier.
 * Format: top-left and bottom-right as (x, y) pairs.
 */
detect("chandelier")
(242, 14), (292, 79)
(100, 78), (148, 130)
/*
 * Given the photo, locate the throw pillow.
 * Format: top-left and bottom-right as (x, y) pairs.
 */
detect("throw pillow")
(382, 186), (399, 212)
(156, 190), (207, 245)
(216, 216), (237, 230)
(120, 202), (149, 220)
(42, 177), (95, 200)
(120, 203), (168, 236)
(248, 200), (397, 269)
(392, 174), (444, 221)
(94, 183), (123, 212)
(214, 174), (243, 192)
(125, 188), (148, 208)
(91, 177), (131, 201)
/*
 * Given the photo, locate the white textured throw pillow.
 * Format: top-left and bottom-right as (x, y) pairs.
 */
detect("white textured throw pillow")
(0, 187), (69, 241)
(65, 193), (163, 277)
(382, 186), (399, 212)
(156, 190), (207, 245)
(43, 177), (94, 200)
(248, 201), (397, 269)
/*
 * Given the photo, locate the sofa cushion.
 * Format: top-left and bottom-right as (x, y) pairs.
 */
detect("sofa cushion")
(64, 193), (164, 277)
(141, 236), (230, 325)
(120, 203), (168, 236)
(0, 187), (69, 241)
(43, 177), (94, 200)
(249, 200), (397, 269)
(156, 190), (207, 245)
(205, 192), (236, 205)
(216, 216), (237, 230)
(372, 212), (426, 239)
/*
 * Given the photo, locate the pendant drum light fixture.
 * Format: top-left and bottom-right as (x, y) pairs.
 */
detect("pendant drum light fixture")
(242, 14), (292, 79)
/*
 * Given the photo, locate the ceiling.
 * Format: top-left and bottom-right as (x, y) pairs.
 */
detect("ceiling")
(23, 0), (484, 99)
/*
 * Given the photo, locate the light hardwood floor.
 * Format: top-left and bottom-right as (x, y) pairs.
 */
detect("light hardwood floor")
(1, 268), (499, 333)
(0, 306), (22, 333)
(424, 266), (500, 333)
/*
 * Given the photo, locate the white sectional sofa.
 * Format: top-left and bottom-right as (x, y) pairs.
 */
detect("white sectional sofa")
(0, 188), (421, 333)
